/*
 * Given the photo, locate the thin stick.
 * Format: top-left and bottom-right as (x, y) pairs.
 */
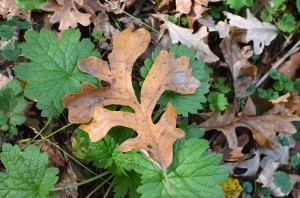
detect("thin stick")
(51, 171), (111, 191)
(104, 0), (162, 35)
(255, 40), (300, 88)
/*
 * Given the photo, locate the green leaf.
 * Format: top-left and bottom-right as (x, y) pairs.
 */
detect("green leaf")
(297, 0), (300, 12)
(277, 13), (296, 33)
(167, 16), (178, 24)
(2, 44), (20, 61)
(273, 0), (285, 9)
(14, 28), (99, 117)
(273, 171), (292, 194)
(290, 155), (300, 169)
(73, 127), (136, 175)
(208, 92), (228, 112)
(242, 182), (252, 193)
(260, 8), (275, 22)
(225, 0), (253, 11)
(17, 21), (30, 30)
(0, 25), (14, 41)
(135, 138), (229, 197)
(0, 143), (59, 198)
(14, 0), (47, 10)
(0, 80), (27, 138)
(113, 171), (141, 198)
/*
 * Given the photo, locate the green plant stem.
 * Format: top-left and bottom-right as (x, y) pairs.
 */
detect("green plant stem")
(30, 127), (97, 176)
(22, 118), (52, 149)
(103, 176), (114, 198)
(255, 39), (300, 88)
(104, 0), (161, 35)
(51, 171), (111, 191)
(87, 174), (114, 198)
(152, 104), (166, 122)
(34, 122), (73, 145)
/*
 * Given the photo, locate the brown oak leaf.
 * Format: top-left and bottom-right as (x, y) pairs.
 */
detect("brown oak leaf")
(219, 30), (257, 100)
(199, 98), (300, 150)
(278, 51), (300, 80)
(63, 28), (200, 170)
(42, 0), (91, 31)
(0, 0), (30, 20)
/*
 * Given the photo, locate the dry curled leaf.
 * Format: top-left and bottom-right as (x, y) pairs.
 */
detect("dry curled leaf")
(198, 15), (230, 38)
(0, 0), (30, 20)
(156, 14), (219, 63)
(42, 0), (91, 31)
(176, 0), (192, 14)
(224, 9), (278, 55)
(219, 30), (257, 100)
(278, 51), (300, 80)
(63, 28), (200, 170)
(199, 98), (300, 150)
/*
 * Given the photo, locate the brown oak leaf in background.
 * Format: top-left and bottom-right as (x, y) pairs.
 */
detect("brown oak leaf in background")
(278, 51), (300, 80)
(155, 14), (219, 63)
(219, 30), (257, 101)
(63, 28), (200, 171)
(199, 97), (300, 150)
(0, 0), (30, 21)
(42, 0), (91, 31)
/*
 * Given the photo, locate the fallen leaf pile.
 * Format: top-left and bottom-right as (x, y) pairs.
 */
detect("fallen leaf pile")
(199, 98), (300, 151)
(63, 28), (201, 170)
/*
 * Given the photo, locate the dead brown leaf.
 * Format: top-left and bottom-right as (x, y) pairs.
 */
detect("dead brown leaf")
(187, 1), (208, 28)
(63, 28), (201, 170)
(219, 30), (257, 100)
(0, 0), (30, 20)
(42, 0), (91, 31)
(199, 98), (300, 150)
(155, 14), (219, 63)
(278, 51), (300, 79)
(176, 0), (192, 14)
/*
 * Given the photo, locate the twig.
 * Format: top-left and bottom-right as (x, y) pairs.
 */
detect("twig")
(104, 0), (162, 35)
(254, 39), (300, 88)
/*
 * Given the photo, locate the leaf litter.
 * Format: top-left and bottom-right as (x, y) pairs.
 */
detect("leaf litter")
(1, 0), (300, 197)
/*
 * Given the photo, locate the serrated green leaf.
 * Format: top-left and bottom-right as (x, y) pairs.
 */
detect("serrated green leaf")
(290, 155), (300, 169)
(15, 0), (47, 10)
(135, 138), (229, 198)
(0, 25), (14, 41)
(225, 0), (253, 11)
(260, 8), (275, 22)
(277, 13), (296, 33)
(73, 127), (136, 175)
(113, 171), (141, 198)
(2, 44), (20, 61)
(0, 80), (27, 137)
(0, 143), (59, 198)
(14, 28), (99, 117)
(208, 92), (228, 112)
(273, 171), (291, 194)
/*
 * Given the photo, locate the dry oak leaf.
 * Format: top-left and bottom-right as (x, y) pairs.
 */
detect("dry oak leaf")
(63, 28), (200, 169)
(219, 30), (257, 99)
(187, 1), (208, 28)
(199, 98), (300, 150)
(224, 9), (278, 55)
(156, 14), (219, 63)
(278, 51), (300, 80)
(42, 0), (91, 31)
(176, 0), (192, 14)
(0, 0), (30, 20)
